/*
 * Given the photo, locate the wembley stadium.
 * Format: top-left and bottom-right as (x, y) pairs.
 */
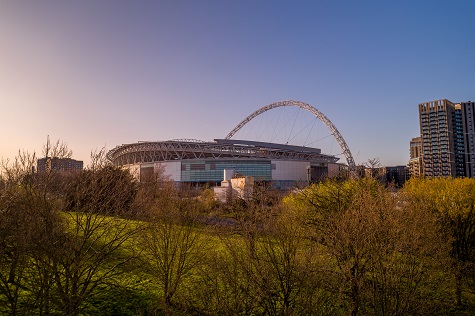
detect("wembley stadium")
(107, 100), (355, 187)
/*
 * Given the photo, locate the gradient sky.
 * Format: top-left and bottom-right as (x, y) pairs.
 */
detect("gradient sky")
(1, 0), (475, 167)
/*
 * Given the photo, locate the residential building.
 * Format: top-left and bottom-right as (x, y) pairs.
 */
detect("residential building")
(37, 157), (83, 174)
(384, 165), (409, 187)
(419, 99), (456, 177)
(416, 99), (475, 178)
(460, 101), (475, 177)
(408, 137), (422, 177)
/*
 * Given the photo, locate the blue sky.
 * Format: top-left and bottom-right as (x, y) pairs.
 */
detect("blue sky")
(1, 0), (475, 167)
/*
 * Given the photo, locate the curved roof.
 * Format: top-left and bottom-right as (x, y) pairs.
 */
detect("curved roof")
(107, 139), (339, 166)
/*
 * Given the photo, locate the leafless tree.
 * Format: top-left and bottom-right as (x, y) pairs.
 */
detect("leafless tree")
(46, 151), (141, 315)
(138, 184), (209, 312)
(253, 206), (330, 315)
(0, 146), (64, 315)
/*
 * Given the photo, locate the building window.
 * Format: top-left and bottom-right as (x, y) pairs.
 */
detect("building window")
(190, 164), (205, 170)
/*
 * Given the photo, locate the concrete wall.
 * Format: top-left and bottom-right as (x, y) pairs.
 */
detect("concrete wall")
(271, 160), (310, 181)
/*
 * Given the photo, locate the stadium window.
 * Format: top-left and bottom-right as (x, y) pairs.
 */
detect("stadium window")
(190, 164), (205, 170)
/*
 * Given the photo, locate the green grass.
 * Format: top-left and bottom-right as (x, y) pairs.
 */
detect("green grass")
(3, 212), (475, 315)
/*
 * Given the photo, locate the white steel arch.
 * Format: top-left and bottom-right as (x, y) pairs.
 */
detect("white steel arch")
(225, 100), (356, 171)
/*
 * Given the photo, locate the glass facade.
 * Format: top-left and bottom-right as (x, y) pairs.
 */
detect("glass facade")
(181, 159), (272, 182)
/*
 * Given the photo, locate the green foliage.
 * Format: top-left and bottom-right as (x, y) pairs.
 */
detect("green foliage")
(403, 177), (475, 306)
(286, 178), (450, 315)
(3, 145), (475, 316)
(283, 178), (382, 218)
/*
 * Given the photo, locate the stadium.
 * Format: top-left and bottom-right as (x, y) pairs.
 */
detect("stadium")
(107, 100), (355, 187)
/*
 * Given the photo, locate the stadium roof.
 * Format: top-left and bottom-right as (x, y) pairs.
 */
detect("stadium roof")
(107, 139), (339, 166)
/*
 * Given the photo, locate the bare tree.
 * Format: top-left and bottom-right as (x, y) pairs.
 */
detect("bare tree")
(138, 185), (208, 311)
(0, 147), (63, 315)
(202, 199), (333, 316)
(253, 206), (329, 315)
(0, 141), (142, 315)
(0, 189), (33, 315)
(46, 153), (141, 315)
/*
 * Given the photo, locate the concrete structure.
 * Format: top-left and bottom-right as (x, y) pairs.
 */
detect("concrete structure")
(408, 137), (422, 177)
(213, 170), (255, 202)
(213, 170), (254, 203)
(460, 101), (475, 177)
(213, 170), (233, 203)
(418, 99), (456, 177)
(37, 157), (83, 174)
(416, 99), (475, 178)
(108, 100), (357, 186)
(107, 138), (344, 187)
(230, 174), (255, 200)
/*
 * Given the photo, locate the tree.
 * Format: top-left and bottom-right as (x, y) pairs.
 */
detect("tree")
(366, 190), (446, 315)
(138, 185), (208, 311)
(285, 178), (446, 315)
(199, 196), (333, 315)
(64, 165), (137, 216)
(1, 141), (143, 315)
(47, 152), (142, 315)
(251, 206), (330, 315)
(403, 177), (475, 307)
(0, 187), (35, 315)
(0, 145), (66, 315)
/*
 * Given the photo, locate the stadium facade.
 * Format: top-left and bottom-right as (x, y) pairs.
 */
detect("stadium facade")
(107, 100), (355, 187)
(107, 138), (346, 187)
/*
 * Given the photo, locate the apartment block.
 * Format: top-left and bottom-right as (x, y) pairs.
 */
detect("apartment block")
(416, 99), (475, 178)
(460, 102), (475, 177)
(37, 157), (83, 174)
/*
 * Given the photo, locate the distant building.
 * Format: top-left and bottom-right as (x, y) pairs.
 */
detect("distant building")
(460, 101), (475, 177)
(417, 99), (475, 178)
(408, 137), (422, 177)
(37, 157), (83, 174)
(213, 170), (254, 203)
(360, 165), (408, 187)
(384, 166), (409, 187)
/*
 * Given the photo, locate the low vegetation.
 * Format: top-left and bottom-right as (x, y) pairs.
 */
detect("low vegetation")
(1, 141), (475, 315)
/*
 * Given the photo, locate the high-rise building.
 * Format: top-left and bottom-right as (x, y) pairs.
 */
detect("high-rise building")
(460, 101), (475, 177)
(419, 99), (456, 177)
(416, 99), (475, 178)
